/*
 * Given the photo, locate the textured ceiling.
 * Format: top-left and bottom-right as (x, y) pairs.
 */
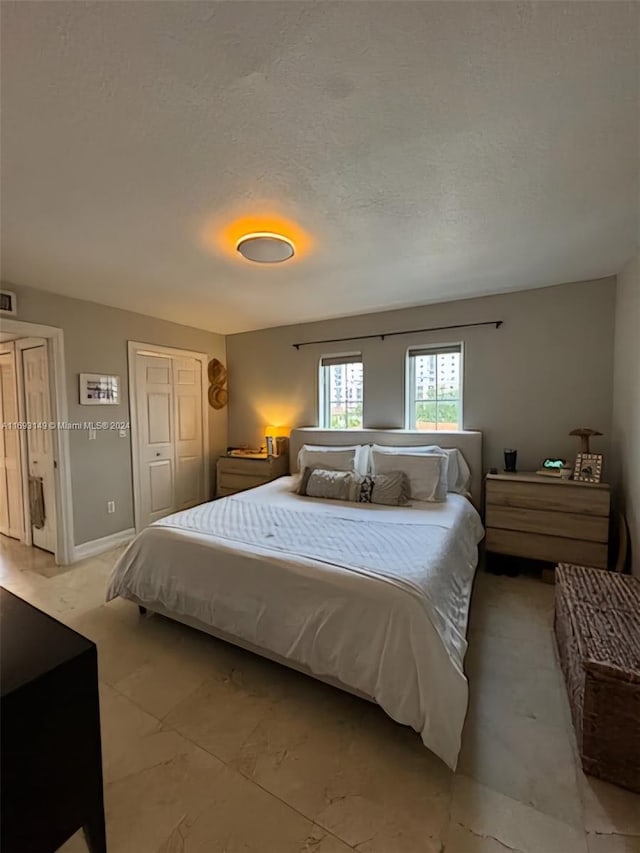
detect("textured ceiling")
(1, 1), (638, 334)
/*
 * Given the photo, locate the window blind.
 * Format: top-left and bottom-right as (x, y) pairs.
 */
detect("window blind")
(320, 354), (363, 367)
(408, 344), (461, 358)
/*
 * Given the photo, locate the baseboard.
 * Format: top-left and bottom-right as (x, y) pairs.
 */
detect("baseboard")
(72, 528), (135, 562)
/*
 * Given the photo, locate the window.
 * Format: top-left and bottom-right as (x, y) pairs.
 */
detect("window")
(319, 354), (363, 429)
(406, 345), (462, 430)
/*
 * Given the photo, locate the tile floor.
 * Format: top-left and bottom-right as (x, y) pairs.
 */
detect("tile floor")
(1, 535), (638, 853)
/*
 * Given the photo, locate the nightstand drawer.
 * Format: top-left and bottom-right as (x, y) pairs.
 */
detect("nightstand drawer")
(485, 528), (608, 568)
(217, 486), (239, 498)
(486, 506), (609, 543)
(218, 472), (269, 491)
(486, 480), (609, 517)
(219, 459), (273, 476)
(216, 454), (289, 497)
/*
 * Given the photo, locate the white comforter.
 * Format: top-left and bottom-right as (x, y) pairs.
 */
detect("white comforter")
(107, 477), (484, 768)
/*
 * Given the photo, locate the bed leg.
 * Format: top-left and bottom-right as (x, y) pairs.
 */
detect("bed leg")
(138, 605), (147, 616)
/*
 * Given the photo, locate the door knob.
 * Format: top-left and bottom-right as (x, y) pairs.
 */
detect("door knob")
(156, 452), (161, 457)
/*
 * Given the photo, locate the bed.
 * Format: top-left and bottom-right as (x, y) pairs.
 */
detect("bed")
(107, 428), (484, 769)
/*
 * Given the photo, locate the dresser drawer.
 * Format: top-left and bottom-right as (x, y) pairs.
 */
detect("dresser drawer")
(216, 486), (239, 498)
(486, 506), (609, 543)
(218, 459), (274, 476)
(486, 479), (609, 517)
(485, 528), (608, 568)
(218, 472), (269, 492)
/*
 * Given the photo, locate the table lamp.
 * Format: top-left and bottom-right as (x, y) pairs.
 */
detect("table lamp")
(264, 425), (290, 457)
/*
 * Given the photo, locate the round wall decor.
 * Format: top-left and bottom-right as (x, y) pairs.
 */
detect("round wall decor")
(208, 358), (228, 410)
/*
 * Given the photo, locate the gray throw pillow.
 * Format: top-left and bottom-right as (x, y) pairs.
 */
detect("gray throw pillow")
(368, 470), (409, 506)
(298, 467), (359, 502)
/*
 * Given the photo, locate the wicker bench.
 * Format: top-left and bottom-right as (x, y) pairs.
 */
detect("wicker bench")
(554, 563), (640, 793)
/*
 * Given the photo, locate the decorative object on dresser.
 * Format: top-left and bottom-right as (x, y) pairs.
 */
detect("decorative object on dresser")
(569, 427), (603, 454)
(503, 448), (517, 472)
(485, 471), (610, 571)
(207, 358), (228, 409)
(573, 452), (603, 484)
(569, 427), (604, 484)
(554, 564), (640, 793)
(216, 453), (289, 497)
(535, 458), (572, 479)
(1, 589), (106, 853)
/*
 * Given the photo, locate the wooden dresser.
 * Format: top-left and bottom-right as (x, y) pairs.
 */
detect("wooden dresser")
(216, 454), (289, 497)
(485, 472), (610, 569)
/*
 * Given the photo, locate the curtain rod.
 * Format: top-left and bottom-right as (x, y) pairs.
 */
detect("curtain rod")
(292, 320), (503, 350)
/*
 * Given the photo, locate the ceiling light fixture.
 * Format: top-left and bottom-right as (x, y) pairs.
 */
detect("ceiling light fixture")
(236, 232), (295, 264)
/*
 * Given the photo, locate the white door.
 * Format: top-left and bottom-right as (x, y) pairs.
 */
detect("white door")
(134, 350), (206, 529)
(173, 357), (204, 511)
(22, 343), (57, 552)
(136, 355), (176, 526)
(0, 345), (24, 539)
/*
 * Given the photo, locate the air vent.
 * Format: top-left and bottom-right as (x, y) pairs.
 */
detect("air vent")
(0, 290), (17, 316)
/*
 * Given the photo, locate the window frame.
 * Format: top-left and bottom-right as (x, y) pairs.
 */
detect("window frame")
(405, 342), (464, 431)
(318, 352), (364, 430)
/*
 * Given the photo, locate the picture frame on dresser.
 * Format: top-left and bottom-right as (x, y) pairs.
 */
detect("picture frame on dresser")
(573, 452), (603, 484)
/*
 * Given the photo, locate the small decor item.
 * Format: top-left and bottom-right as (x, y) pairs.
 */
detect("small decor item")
(207, 358), (228, 410)
(570, 428), (603, 454)
(264, 425), (289, 458)
(573, 452), (603, 484)
(536, 458), (572, 478)
(79, 373), (119, 405)
(504, 448), (517, 472)
(543, 458), (566, 469)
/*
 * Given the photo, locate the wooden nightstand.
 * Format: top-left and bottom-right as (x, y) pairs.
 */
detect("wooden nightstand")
(216, 454), (289, 497)
(485, 472), (610, 569)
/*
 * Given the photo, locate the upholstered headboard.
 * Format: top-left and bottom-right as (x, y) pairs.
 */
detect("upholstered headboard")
(289, 428), (483, 508)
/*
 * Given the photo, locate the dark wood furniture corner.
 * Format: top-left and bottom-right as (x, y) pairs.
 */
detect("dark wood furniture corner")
(1, 588), (107, 853)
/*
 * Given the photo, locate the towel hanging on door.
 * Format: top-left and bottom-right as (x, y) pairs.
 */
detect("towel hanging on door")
(28, 476), (46, 529)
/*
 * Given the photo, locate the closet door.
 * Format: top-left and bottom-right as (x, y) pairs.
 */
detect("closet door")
(135, 355), (176, 527)
(0, 346), (23, 539)
(22, 343), (56, 552)
(173, 357), (204, 511)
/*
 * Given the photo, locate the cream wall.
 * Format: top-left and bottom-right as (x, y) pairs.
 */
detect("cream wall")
(227, 277), (616, 477)
(612, 253), (640, 576)
(1, 282), (227, 546)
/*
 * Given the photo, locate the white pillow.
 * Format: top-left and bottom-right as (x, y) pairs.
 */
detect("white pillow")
(297, 444), (370, 476)
(371, 450), (448, 502)
(370, 444), (470, 494)
(450, 450), (471, 494)
(371, 444), (451, 495)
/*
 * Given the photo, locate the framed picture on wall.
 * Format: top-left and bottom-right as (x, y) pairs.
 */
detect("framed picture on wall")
(573, 452), (603, 484)
(79, 373), (120, 405)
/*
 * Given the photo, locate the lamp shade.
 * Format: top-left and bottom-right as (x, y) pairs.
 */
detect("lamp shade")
(264, 425), (289, 437)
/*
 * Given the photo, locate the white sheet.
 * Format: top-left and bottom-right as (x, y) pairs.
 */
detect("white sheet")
(107, 477), (484, 769)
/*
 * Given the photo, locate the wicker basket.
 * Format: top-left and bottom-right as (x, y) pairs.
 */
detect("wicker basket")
(554, 563), (640, 793)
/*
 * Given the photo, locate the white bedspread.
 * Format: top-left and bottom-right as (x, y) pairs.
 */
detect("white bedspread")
(107, 477), (484, 768)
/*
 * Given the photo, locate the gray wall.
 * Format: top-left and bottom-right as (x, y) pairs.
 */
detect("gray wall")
(612, 254), (639, 576)
(1, 282), (227, 545)
(227, 277), (616, 476)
